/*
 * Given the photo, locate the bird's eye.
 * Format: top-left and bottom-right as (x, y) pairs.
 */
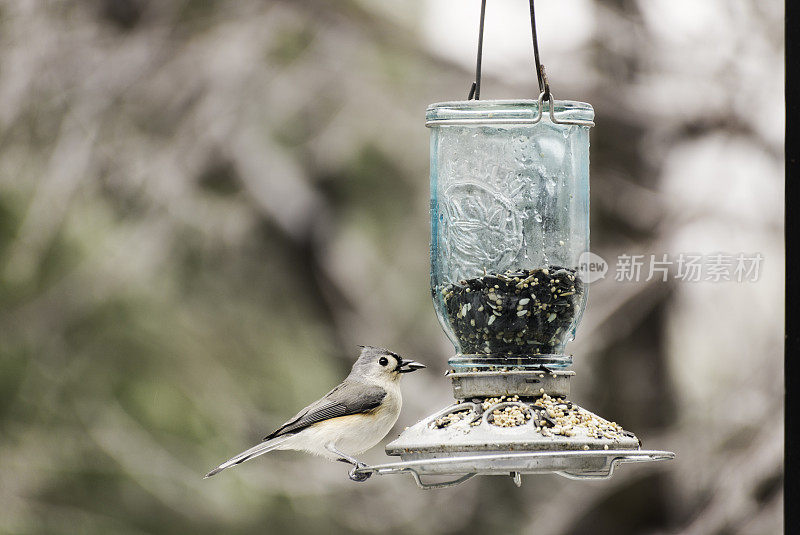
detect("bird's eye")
(379, 357), (389, 366)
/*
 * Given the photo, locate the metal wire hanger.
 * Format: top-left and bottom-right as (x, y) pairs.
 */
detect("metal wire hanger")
(467, 0), (551, 101)
(461, 0), (593, 127)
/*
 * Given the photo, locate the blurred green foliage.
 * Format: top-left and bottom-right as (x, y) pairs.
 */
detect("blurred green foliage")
(0, 1), (783, 534)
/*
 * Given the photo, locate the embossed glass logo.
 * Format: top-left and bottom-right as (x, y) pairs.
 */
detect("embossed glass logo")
(442, 181), (523, 281)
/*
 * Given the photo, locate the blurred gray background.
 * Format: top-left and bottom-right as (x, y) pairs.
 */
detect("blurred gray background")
(0, 1), (784, 534)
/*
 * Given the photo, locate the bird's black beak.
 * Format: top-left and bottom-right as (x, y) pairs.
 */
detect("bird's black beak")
(397, 358), (426, 373)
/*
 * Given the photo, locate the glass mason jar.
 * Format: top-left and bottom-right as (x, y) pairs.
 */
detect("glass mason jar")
(428, 99), (594, 369)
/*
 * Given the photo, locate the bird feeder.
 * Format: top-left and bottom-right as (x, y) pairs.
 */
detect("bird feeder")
(356, 1), (673, 488)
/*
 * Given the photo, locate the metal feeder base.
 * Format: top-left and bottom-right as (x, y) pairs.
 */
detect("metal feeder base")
(358, 450), (674, 489)
(357, 368), (674, 488)
(450, 369), (574, 399)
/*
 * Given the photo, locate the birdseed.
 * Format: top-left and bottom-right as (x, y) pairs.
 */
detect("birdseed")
(433, 409), (473, 429)
(462, 394), (628, 441)
(489, 405), (529, 427)
(480, 394), (520, 410)
(438, 267), (584, 356)
(532, 393), (625, 440)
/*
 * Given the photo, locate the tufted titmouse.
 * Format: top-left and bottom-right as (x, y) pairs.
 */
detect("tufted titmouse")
(205, 346), (425, 481)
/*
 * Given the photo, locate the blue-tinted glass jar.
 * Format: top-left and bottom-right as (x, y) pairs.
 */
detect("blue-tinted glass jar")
(428, 99), (594, 369)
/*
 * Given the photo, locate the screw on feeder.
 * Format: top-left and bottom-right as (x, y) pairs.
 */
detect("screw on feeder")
(468, 0), (551, 101)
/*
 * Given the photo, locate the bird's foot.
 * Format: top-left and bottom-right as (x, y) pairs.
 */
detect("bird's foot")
(348, 463), (371, 482)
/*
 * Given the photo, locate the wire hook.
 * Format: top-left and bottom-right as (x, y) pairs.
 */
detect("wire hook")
(469, 0), (487, 100)
(469, 0), (550, 101)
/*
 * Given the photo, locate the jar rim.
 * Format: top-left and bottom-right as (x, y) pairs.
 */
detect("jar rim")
(426, 99), (594, 127)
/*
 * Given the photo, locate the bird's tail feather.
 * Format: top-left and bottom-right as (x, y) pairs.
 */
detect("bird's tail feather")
(204, 435), (292, 478)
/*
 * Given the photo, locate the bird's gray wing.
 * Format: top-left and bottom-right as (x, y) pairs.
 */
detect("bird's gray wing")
(263, 381), (386, 440)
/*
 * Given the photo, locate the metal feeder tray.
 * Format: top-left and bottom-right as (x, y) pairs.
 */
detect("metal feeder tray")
(353, 368), (674, 489)
(355, 450), (675, 489)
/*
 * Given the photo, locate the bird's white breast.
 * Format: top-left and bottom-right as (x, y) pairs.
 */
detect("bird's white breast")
(282, 381), (402, 459)
(336, 381), (402, 455)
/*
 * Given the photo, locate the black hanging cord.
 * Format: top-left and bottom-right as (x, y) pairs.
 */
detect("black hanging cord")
(469, 0), (550, 101)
